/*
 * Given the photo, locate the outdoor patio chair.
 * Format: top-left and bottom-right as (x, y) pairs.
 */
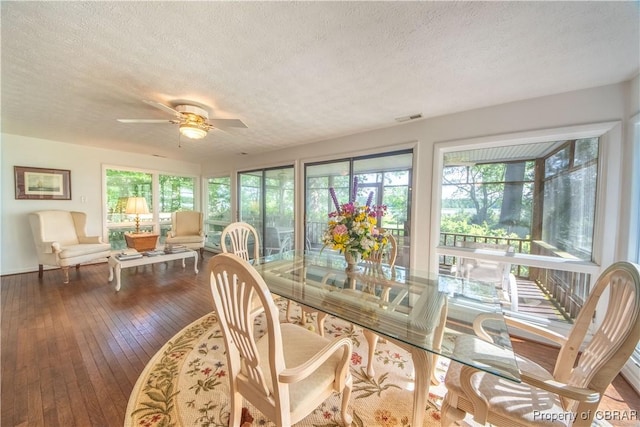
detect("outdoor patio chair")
(455, 240), (519, 311)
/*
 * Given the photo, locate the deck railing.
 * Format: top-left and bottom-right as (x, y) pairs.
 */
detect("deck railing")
(307, 224), (587, 319)
(439, 232), (590, 320)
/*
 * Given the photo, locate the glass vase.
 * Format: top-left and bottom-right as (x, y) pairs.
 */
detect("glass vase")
(344, 251), (362, 272)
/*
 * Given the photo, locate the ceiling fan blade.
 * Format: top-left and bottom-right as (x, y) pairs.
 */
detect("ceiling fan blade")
(117, 119), (173, 123)
(208, 118), (248, 129)
(142, 100), (182, 118)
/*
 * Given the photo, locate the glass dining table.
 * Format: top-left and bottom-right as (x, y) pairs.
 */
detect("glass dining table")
(255, 250), (521, 427)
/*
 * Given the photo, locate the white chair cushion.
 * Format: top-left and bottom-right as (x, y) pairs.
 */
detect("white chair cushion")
(58, 243), (111, 259)
(165, 235), (203, 245)
(254, 323), (344, 414)
(445, 336), (569, 427)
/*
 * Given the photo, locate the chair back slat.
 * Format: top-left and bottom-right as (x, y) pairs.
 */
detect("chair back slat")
(209, 254), (284, 400)
(555, 262), (640, 409)
(221, 222), (260, 263)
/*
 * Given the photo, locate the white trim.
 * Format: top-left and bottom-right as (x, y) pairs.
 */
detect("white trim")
(629, 113), (640, 262)
(434, 121), (620, 151)
(298, 140), (418, 169)
(437, 246), (600, 276)
(623, 113), (640, 395)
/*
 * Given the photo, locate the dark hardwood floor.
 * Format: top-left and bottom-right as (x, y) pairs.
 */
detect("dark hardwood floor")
(2, 252), (639, 427)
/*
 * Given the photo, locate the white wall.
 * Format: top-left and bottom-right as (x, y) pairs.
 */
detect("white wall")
(201, 81), (635, 271)
(0, 135), (201, 275)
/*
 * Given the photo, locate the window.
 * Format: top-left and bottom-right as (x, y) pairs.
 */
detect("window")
(105, 169), (153, 249)
(104, 167), (197, 249)
(204, 176), (232, 252)
(434, 124), (616, 328)
(541, 138), (598, 261)
(158, 174), (196, 242)
(305, 150), (413, 267)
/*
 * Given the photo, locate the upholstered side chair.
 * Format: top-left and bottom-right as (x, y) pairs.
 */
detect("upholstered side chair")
(209, 253), (353, 426)
(442, 261), (640, 427)
(165, 211), (205, 257)
(29, 210), (112, 283)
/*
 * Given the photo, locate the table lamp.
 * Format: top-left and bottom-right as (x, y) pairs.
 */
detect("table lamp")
(125, 197), (149, 234)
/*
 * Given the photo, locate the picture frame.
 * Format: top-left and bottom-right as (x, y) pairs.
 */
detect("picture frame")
(14, 166), (71, 200)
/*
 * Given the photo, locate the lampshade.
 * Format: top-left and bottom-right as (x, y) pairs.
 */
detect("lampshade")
(179, 123), (207, 140)
(125, 197), (149, 215)
(126, 197), (149, 234)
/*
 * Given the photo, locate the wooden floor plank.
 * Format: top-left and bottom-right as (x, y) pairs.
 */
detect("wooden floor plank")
(2, 253), (638, 427)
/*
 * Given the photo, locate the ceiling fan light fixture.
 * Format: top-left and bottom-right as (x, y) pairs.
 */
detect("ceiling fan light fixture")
(179, 123), (207, 139)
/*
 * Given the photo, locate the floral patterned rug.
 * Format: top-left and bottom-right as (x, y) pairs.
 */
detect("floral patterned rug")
(125, 299), (453, 427)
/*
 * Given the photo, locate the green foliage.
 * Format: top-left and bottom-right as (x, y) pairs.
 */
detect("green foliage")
(159, 174), (195, 212)
(207, 177), (231, 221)
(440, 212), (523, 239)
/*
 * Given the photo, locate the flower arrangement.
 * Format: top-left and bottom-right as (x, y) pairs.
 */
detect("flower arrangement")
(322, 177), (389, 260)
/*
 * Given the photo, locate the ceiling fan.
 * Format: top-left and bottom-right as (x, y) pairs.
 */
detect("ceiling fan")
(117, 100), (247, 140)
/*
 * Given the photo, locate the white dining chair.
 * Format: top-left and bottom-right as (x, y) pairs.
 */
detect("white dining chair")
(209, 253), (354, 426)
(441, 261), (640, 427)
(220, 221), (260, 264)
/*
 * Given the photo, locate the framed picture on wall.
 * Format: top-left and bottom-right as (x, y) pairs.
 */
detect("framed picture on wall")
(14, 166), (71, 200)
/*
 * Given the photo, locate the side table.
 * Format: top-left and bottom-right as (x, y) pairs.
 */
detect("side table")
(124, 232), (159, 252)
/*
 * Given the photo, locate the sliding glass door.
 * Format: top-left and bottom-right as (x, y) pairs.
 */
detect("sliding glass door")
(304, 150), (413, 267)
(238, 166), (295, 257)
(204, 176), (232, 252)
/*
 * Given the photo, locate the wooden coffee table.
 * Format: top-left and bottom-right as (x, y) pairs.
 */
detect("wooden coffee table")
(108, 250), (199, 291)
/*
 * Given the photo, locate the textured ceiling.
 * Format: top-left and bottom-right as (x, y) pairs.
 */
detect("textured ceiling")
(2, 1), (638, 163)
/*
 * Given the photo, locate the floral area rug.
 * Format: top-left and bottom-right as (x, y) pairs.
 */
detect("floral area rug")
(125, 299), (453, 427)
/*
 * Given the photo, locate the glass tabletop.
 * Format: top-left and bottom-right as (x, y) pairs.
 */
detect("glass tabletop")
(256, 250), (521, 382)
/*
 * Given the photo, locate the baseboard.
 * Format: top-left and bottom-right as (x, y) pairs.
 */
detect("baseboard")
(0, 258), (109, 278)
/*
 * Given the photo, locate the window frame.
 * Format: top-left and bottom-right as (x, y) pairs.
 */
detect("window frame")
(102, 164), (200, 248)
(623, 112), (640, 393)
(203, 175), (233, 252)
(303, 148), (414, 268)
(237, 165), (296, 257)
(538, 138), (599, 261)
(431, 121), (622, 332)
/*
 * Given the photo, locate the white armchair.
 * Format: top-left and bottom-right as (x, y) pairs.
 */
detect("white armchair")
(29, 210), (112, 283)
(165, 211), (205, 257)
(442, 261), (640, 427)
